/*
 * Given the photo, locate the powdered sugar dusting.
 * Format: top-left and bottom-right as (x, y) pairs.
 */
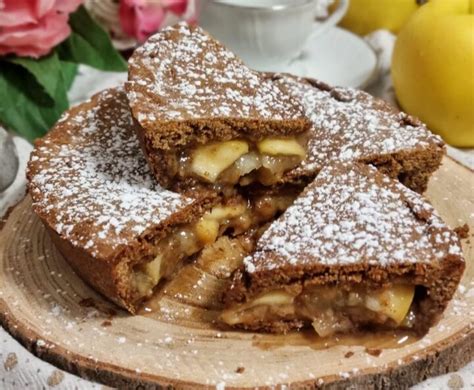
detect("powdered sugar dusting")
(277, 75), (444, 175)
(244, 162), (463, 273)
(127, 23), (305, 126)
(27, 87), (199, 258)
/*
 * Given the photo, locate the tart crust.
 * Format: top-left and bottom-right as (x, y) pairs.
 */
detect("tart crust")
(221, 162), (465, 335)
(27, 87), (300, 312)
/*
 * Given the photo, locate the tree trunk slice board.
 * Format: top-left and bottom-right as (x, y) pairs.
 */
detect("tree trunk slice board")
(0, 157), (472, 389)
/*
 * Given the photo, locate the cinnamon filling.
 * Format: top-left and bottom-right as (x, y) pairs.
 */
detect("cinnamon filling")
(131, 191), (298, 303)
(171, 136), (307, 186)
(221, 284), (416, 337)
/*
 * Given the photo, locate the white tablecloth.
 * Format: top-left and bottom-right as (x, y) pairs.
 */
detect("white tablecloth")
(1, 32), (473, 389)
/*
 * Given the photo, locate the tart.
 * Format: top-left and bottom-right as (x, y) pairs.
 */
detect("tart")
(126, 22), (311, 191)
(276, 74), (445, 193)
(27, 87), (295, 313)
(221, 162), (465, 336)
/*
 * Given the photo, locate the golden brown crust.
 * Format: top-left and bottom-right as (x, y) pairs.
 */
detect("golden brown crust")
(223, 162), (465, 334)
(126, 23), (310, 151)
(225, 259), (465, 334)
(45, 225), (131, 310)
(138, 72), (444, 194)
(26, 87), (218, 311)
(276, 74), (445, 194)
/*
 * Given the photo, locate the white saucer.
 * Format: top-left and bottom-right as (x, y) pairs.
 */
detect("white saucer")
(274, 26), (378, 89)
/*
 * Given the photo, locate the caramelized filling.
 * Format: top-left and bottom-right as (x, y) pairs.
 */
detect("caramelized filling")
(131, 191), (299, 303)
(221, 284), (416, 337)
(175, 136), (307, 186)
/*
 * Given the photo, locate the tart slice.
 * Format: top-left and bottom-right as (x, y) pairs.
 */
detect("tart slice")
(27, 87), (295, 313)
(221, 162), (465, 336)
(274, 74), (446, 193)
(126, 22), (310, 191)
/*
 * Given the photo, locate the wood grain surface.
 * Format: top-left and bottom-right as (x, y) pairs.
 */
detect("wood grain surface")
(0, 157), (473, 389)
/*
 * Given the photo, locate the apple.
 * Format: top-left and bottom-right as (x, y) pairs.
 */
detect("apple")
(392, 0), (474, 147)
(336, 0), (423, 36)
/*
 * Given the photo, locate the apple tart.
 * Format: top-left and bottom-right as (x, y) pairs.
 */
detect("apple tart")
(27, 24), (461, 339)
(27, 88), (297, 312)
(126, 22), (311, 192)
(221, 162), (465, 336)
(274, 74), (445, 194)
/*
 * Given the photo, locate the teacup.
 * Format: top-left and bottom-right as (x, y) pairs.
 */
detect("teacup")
(197, 0), (349, 71)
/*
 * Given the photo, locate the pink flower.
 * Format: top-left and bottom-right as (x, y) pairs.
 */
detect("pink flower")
(0, 0), (83, 58)
(119, 0), (191, 43)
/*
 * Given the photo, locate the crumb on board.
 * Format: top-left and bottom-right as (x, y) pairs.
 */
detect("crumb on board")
(365, 348), (382, 357)
(47, 370), (65, 387)
(454, 223), (469, 239)
(79, 298), (96, 308)
(3, 352), (18, 371)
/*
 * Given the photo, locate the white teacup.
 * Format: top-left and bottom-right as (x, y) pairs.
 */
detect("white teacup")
(197, 0), (349, 71)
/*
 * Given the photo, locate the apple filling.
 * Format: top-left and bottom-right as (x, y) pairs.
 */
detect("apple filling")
(221, 284), (416, 337)
(177, 137), (307, 186)
(131, 191), (298, 302)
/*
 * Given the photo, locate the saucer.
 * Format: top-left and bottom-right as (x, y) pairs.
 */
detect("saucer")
(273, 26), (378, 89)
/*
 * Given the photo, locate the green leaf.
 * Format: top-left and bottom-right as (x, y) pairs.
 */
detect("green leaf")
(0, 61), (69, 141)
(5, 53), (63, 101)
(60, 61), (78, 91)
(57, 6), (127, 72)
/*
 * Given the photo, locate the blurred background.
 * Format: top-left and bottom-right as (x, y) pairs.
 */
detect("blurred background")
(0, 0), (472, 146)
(0, 0), (473, 388)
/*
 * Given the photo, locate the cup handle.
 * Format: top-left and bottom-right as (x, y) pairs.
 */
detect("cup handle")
(312, 0), (349, 38)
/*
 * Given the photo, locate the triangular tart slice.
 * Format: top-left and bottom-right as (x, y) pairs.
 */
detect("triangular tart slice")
(27, 88), (295, 313)
(221, 162), (465, 336)
(126, 22), (310, 190)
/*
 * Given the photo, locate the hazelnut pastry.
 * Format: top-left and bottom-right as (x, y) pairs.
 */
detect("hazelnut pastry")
(274, 74), (445, 194)
(27, 88), (298, 313)
(221, 162), (465, 336)
(126, 22), (311, 192)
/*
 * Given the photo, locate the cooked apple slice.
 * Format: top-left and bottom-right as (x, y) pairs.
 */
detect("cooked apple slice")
(206, 204), (247, 221)
(369, 284), (415, 324)
(220, 290), (296, 325)
(250, 290), (296, 306)
(195, 203), (247, 244)
(195, 218), (220, 245)
(133, 254), (163, 296)
(191, 140), (249, 182)
(257, 138), (306, 158)
(144, 253), (163, 285)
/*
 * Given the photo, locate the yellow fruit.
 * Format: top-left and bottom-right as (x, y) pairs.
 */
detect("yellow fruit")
(220, 290), (296, 325)
(195, 218), (220, 245)
(143, 254), (163, 284)
(191, 140), (249, 182)
(392, 0), (474, 146)
(337, 0), (422, 36)
(206, 203), (247, 220)
(250, 290), (296, 307)
(371, 285), (415, 324)
(257, 138), (306, 158)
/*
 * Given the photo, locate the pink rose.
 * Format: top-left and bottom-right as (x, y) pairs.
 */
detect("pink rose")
(119, 0), (191, 43)
(0, 0), (83, 58)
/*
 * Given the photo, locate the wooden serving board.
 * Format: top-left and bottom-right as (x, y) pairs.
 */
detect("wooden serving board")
(0, 157), (473, 389)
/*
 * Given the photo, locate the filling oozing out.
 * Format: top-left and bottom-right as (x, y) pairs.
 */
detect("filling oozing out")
(221, 284), (417, 337)
(131, 192), (298, 303)
(176, 137), (307, 186)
